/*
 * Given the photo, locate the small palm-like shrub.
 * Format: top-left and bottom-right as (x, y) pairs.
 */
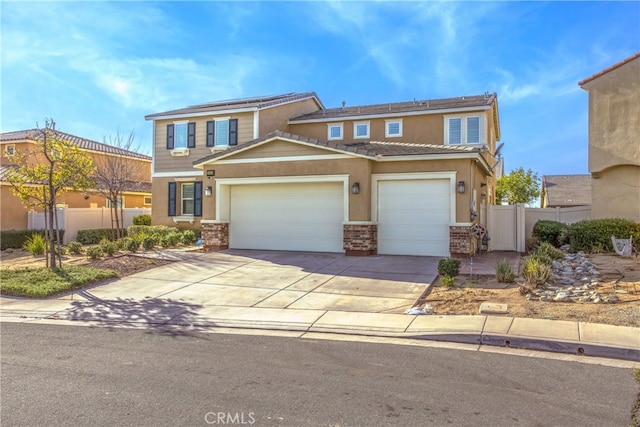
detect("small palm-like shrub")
(85, 246), (103, 260)
(535, 242), (565, 260)
(22, 234), (47, 256)
(120, 237), (140, 253)
(67, 241), (83, 255)
(441, 275), (456, 288)
(522, 257), (552, 287)
(181, 230), (197, 245)
(438, 258), (461, 277)
(495, 258), (515, 283)
(99, 238), (118, 257)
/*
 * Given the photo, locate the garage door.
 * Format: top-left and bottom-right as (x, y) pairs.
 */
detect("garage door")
(229, 182), (344, 252)
(377, 179), (450, 256)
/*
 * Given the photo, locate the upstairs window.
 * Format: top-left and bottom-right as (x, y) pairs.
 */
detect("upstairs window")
(206, 118), (238, 147)
(446, 115), (483, 145)
(354, 122), (370, 139)
(167, 122), (195, 149)
(385, 119), (402, 137)
(327, 123), (343, 140)
(4, 145), (15, 156)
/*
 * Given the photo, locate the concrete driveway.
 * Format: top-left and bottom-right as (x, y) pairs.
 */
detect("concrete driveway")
(85, 250), (439, 314)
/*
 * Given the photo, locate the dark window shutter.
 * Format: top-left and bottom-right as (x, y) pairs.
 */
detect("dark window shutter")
(206, 121), (215, 147)
(168, 182), (177, 216)
(166, 124), (175, 149)
(194, 181), (203, 217)
(187, 122), (196, 148)
(229, 119), (238, 146)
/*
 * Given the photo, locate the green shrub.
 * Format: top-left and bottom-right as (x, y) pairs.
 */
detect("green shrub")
(441, 275), (456, 288)
(98, 238), (118, 257)
(120, 237), (140, 253)
(528, 252), (552, 267)
(1, 229), (65, 250)
(22, 234), (47, 256)
(181, 229), (197, 245)
(438, 258), (461, 277)
(495, 259), (515, 283)
(85, 246), (103, 260)
(132, 214), (152, 226)
(127, 225), (177, 239)
(534, 242), (565, 260)
(76, 228), (123, 245)
(142, 236), (156, 251)
(532, 220), (568, 247)
(67, 241), (83, 255)
(522, 257), (552, 286)
(566, 218), (640, 253)
(166, 231), (182, 247)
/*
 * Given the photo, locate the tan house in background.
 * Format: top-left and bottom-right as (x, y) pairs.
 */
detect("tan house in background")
(0, 129), (152, 230)
(579, 52), (640, 222)
(540, 174), (592, 208)
(146, 92), (502, 256)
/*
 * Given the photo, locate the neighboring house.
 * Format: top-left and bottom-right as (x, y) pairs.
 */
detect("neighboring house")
(0, 129), (152, 230)
(146, 92), (502, 256)
(540, 174), (592, 208)
(579, 52), (640, 222)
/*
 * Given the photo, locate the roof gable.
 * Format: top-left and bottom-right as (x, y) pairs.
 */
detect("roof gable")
(579, 52), (640, 87)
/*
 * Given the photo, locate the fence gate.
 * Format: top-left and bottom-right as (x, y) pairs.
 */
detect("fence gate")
(487, 204), (525, 252)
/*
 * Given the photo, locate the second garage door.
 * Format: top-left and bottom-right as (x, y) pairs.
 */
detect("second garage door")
(229, 182), (344, 253)
(377, 179), (451, 256)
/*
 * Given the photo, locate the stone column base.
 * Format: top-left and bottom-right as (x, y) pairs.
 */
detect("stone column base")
(343, 223), (377, 256)
(449, 226), (471, 256)
(202, 221), (229, 252)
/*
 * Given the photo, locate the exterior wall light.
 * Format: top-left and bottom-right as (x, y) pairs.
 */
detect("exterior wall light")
(457, 181), (465, 193)
(205, 186), (213, 197)
(351, 182), (360, 194)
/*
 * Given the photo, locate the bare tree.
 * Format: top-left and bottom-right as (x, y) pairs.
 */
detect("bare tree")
(92, 131), (147, 239)
(7, 119), (95, 268)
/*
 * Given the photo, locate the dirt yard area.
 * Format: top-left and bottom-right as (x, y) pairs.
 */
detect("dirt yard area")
(0, 249), (175, 277)
(427, 254), (640, 327)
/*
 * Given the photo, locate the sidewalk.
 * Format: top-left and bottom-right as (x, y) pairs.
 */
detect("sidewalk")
(1, 295), (638, 362)
(1, 249), (637, 362)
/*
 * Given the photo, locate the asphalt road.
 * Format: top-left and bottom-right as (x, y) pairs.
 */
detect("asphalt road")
(1, 323), (637, 427)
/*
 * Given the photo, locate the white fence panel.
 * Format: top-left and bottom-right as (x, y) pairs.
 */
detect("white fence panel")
(524, 206), (591, 239)
(28, 207), (151, 243)
(487, 204), (525, 252)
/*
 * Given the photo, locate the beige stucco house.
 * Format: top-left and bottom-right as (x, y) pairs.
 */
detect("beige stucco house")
(0, 129), (152, 230)
(579, 52), (640, 222)
(146, 92), (502, 256)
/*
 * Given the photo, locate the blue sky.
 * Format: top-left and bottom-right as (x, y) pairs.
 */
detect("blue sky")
(2, 1), (639, 177)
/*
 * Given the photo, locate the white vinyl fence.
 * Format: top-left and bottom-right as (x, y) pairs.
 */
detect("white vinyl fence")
(28, 207), (152, 244)
(487, 204), (591, 252)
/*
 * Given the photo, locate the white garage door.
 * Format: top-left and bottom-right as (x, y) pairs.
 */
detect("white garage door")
(229, 182), (344, 252)
(377, 179), (450, 256)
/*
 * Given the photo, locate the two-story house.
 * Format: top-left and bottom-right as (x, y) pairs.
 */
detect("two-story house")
(579, 52), (640, 222)
(0, 129), (152, 230)
(146, 92), (501, 257)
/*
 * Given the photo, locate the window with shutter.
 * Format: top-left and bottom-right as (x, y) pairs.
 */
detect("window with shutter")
(229, 119), (238, 146)
(174, 123), (188, 148)
(194, 181), (203, 217)
(166, 124), (175, 149)
(215, 120), (230, 146)
(449, 118), (461, 144)
(187, 122), (196, 148)
(206, 121), (215, 147)
(182, 183), (195, 215)
(168, 182), (177, 216)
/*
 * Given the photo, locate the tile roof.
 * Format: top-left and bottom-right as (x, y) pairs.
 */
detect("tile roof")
(542, 174), (592, 207)
(579, 52), (640, 86)
(0, 129), (151, 161)
(289, 93), (497, 122)
(193, 130), (482, 167)
(0, 164), (150, 193)
(145, 92), (323, 120)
